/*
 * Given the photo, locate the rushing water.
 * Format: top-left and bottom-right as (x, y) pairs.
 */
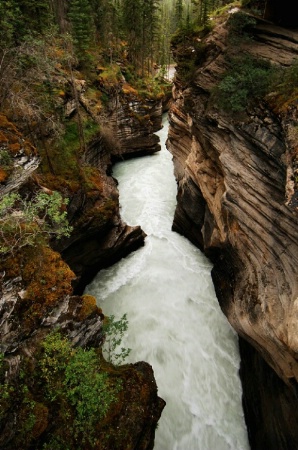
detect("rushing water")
(85, 115), (250, 450)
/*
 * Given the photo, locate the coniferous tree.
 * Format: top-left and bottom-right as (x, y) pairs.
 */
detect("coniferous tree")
(0, 0), (21, 47)
(68, 0), (95, 60)
(175, 0), (184, 28)
(191, 0), (228, 26)
(121, 0), (143, 71)
(17, 0), (53, 35)
(49, 0), (68, 32)
(145, 0), (161, 73)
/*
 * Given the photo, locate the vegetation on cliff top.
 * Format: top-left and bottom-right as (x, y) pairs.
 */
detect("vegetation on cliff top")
(170, 2), (298, 117)
(0, 328), (132, 449)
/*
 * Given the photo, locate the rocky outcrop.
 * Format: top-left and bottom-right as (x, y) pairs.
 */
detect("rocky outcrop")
(167, 10), (298, 449)
(0, 270), (164, 449)
(109, 94), (163, 159)
(0, 114), (40, 194)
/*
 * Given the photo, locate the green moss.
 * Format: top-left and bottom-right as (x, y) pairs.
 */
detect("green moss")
(78, 295), (99, 321)
(0, 244), (75, 333)
(130, 76), (171, 101)
(76, 196), (118, 229)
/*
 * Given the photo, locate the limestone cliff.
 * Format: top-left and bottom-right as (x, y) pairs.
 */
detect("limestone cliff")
(167, 9), (298, 449)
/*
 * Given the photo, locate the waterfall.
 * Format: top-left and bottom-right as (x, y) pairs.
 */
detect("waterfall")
(85, 115), (250, 450)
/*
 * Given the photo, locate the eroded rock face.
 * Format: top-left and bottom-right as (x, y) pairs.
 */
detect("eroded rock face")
(53, 87), (163, 290)
(107, 93), (163, 160)
(167, 12), (298, 449)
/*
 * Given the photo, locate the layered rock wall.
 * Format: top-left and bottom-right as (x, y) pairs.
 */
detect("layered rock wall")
(167, 12), (298, 449)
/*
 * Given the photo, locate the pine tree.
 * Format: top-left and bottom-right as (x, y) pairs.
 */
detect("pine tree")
(143, 0), (161, 73)
(49, 0), (68, 33)
(121, 0), (143, 71)
(175, 0), (184, 28)
(17, 0), (53, 35)
(91, 0), (122, 61)
(0, 0), (21, 47)
(68, 0), (95, 60)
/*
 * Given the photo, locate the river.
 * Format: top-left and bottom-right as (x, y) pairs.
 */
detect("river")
(85, 115), (250, 450)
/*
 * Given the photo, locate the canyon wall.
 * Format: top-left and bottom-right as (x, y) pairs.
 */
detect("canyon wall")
(167, 10), (298, 449)
(57, 89), (164, 291)
(0, 80), (165, 447)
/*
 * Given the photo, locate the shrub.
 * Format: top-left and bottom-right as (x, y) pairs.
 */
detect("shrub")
(215, 55), (274, 112)
(39, 330), (125, 447)
(0, 190), (72, 255)
(103, 314), (131, 366)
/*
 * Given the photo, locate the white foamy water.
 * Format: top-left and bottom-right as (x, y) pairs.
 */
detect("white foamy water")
(85, 115), (250, 450)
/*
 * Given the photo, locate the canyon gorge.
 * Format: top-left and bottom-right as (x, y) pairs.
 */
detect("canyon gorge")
(0, 1), (298, 449)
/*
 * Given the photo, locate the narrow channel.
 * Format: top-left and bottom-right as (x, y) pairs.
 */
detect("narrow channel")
(85, 115), (250, 450)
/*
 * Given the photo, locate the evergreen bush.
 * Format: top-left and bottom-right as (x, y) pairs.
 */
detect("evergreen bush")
(215, 55), (274, 112)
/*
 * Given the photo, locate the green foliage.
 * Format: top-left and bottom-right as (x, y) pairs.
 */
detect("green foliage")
(0, 0), (52, 47)
(121, 0), (162, 75)
(68, 0), (95, 60)
(0, 354), (14, 421)
(38, 331), (72, 401)
(0, 149), (13, 167)
(0, 0), (21, 47)
(175, 0), (184, 28)
(171, 28), (208, 84)
(0, 148), (13, 175)
(38, 330), (122, 447)
(98, 64), (123, 86)
(0, 30), (72, 134)
(215, 55), (274, 112)
(49, 118), (100, 181)
(62, 119), (100, 148)
(0, 191), (72, 255)
(103, 314), (131, 365)
(0, 356), (38, 443)
(65, 348), (119, 444)
(0, 327), (129, 449)
(191, 0), (232, 27)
